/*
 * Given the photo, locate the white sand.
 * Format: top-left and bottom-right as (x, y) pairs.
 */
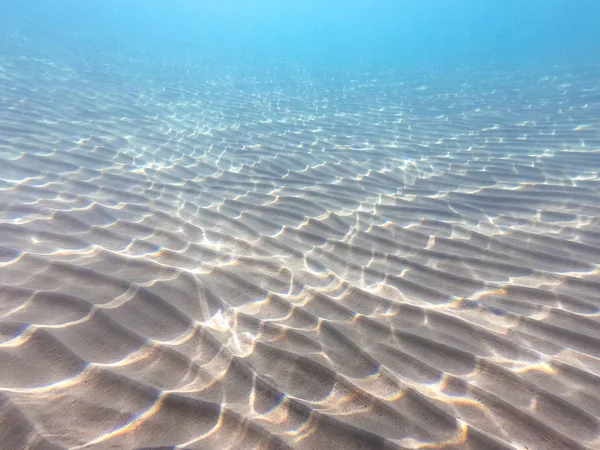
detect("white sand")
(1, 54), (600, 449)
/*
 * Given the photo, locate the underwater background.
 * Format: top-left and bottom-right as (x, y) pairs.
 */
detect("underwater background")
(3, 0), (600, 67)
(1, 1), (600, 449)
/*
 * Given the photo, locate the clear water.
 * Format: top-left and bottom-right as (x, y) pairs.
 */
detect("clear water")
(3, 0), (600, 66)
(1, 2), (600, 450)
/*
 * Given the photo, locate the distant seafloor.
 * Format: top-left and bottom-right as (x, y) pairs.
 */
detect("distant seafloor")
(1, 39), (600, 450)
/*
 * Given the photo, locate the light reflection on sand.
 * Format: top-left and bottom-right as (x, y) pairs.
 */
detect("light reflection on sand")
(0, 48), (600, 449)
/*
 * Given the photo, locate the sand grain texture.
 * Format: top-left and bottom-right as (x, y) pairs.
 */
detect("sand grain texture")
(1, 53), (600, 450)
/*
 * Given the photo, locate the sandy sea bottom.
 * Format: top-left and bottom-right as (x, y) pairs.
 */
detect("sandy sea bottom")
(1, 50), (600, 450)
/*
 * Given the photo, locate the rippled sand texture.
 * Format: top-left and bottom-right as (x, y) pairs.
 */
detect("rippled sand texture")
(1, 55), (600, 450)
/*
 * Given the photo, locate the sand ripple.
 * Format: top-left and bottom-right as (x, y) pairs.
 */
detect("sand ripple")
(1, 53), (600, 449)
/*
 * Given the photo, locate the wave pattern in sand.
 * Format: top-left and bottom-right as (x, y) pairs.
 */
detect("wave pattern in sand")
(1, 56), (600, 450)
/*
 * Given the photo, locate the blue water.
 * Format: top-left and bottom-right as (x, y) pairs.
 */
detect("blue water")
(3, 0), (599, 67)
